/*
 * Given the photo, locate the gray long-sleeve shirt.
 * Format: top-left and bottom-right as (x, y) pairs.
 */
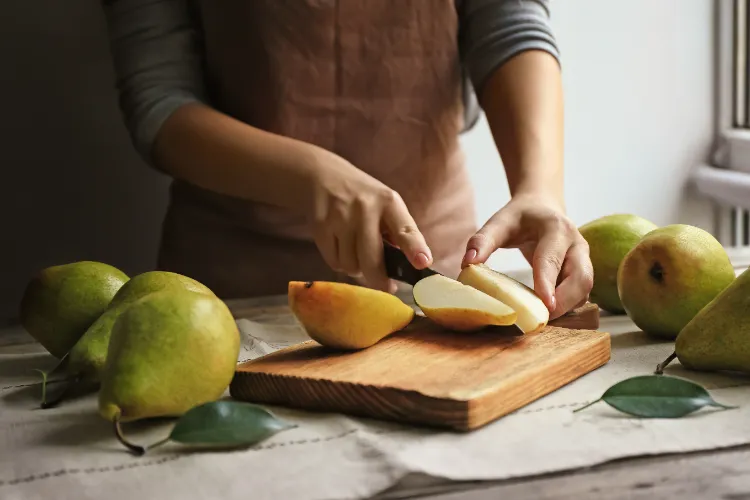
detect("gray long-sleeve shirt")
(101, 0), (560, 163)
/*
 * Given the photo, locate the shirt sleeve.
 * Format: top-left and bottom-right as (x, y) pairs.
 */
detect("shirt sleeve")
(102, 0), (207, 164)
(458, 0), (561, 95)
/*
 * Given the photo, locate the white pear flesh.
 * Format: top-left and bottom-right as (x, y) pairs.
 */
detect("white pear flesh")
(412, 274), (517, 332)
(458, 264), (549, 334)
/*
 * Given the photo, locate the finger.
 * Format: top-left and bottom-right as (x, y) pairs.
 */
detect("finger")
(532, 232), (571, 312)
(356, 208), (391, 292)
(353, 274), (398, 294)
(463, 209), (521, 266)
(336, 226), (360, 276)
(382, 192), (432, 269)
(548, 243), (594, 319)
(313, 226), (341, 272)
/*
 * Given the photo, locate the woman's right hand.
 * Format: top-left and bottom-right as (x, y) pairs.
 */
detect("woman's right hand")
(307, 148), (433, 293)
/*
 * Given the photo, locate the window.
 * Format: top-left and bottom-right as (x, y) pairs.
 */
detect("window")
(693, 0), (750, 259)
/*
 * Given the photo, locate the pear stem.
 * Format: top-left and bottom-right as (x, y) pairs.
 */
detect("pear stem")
(655, 352), (677, 375)
(114, 416), (146, 456)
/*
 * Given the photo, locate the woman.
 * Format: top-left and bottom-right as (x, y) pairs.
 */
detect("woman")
(102, 0), (592, 319)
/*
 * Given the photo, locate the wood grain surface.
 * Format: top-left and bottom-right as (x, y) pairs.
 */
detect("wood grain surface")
(230, 302), (610, 431)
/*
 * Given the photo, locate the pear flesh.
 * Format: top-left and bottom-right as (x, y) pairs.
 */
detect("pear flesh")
(288, 281), (415, 350)
(457, 264), (549, 334)
(670, 267), (750, 373)
(413, 274), (517, 332)
(98, 289), (240, 423)
(19, 261), (129, 358)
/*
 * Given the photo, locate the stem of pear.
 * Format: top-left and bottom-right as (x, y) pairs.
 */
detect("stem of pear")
(114, 416), (146, 456)
(655, 352), (677, 375)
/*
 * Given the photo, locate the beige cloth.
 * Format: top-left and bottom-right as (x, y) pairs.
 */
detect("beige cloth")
(3, 291), (750, 500)
(156, 0), (477, 300)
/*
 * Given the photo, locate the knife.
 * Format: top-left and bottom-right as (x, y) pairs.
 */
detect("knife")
(382, 241), (440, 286)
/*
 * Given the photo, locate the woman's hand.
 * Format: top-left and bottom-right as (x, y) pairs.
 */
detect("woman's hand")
(462, 194), (593, 319)
(308, 148), (433, 293)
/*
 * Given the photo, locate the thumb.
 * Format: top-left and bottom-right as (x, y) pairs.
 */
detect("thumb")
(463, 210), (519, 266)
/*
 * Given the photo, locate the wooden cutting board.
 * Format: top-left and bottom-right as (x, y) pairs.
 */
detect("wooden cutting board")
(230, 302), (610, 431)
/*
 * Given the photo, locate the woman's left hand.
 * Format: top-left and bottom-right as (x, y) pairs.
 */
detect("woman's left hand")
(462, 194), (594, 320)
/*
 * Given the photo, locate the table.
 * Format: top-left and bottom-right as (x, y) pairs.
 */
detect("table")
(2, 266), (749, 500)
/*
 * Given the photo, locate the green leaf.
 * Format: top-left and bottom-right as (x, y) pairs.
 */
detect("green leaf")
(167, 401), (296, 449)
(574, 375), (737, 418)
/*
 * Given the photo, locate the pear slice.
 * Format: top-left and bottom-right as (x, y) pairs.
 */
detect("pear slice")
(412, 274), (517, 332)
(288, 281), (415, 350)
(458, 264), (549, 334)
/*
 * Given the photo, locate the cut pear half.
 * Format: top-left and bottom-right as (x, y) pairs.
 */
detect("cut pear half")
(458, 264), (549, 334)
(412, 274), (517, 332)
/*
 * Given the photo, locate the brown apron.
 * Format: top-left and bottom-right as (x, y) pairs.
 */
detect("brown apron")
(156, 0), (478, 299)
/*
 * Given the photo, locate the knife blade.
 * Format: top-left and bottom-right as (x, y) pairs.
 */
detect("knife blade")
(382, 241), (440, 286)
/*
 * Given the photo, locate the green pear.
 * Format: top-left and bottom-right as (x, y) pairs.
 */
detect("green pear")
(41, 271), (216, 408)
(579, 214), (658, 313)
(19, 261), (129, 358)
(617, 224), (735, 339)
(658, 267), (750, 373)
(98, 289), (240, 424)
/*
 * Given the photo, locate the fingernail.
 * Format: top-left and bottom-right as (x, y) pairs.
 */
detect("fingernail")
(415, 252), (430, 267)
(464, 249), (477, 263)
(548, 295), (556, 312)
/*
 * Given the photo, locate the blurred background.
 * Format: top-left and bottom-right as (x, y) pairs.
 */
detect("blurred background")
(0, 0), (737, 323)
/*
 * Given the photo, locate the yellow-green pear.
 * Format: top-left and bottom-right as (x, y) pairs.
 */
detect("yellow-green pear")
(660, 267), (750, 373)
(98, 289), (240, 423)
(617, 224), (735, 339)
(44, 271), (216, 404)
(19, 261), (129, 358)
(578, 214), (658, 313)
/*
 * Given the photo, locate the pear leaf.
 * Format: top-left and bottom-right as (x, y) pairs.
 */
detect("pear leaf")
(167, 401), (297, 449)
(574, 375), (737, 418)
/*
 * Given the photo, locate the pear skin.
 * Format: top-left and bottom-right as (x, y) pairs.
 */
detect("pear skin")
(108, 270), (214, 309)
(98, 290), (240, 423)
(617, 224), (735, 339)
(288, 281), (415, 350)
(413, 274), (517, 332)
(19, 261), (129, 358)
(579, 214), (658, 314)
(457, 264), (548, 333)
(673, 267), (749, 373)
(55, 271), (216, 394)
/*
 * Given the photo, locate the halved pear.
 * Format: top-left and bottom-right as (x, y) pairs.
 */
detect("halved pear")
(412, 274), (517, 332)
(457, 264), (549, 334)
(288, 281), (415, 350)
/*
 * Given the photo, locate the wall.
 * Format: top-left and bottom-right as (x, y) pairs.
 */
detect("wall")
(0, 0), (716, 322)
(0, 1), (170, 322)
(465, 0), (717, 272)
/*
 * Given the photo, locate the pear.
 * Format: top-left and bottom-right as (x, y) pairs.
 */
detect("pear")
(617, 224), (735, 339)
(40, 271), (216, 408)
(413, 274), (517, 332)
(288, 281), (415, 350)
(657, 267), (750, 374)
(457, 263), (549, 333)
(578, 214), (658, 313)
(98, 289), (240, 425)
(19, 261), (129, 358)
